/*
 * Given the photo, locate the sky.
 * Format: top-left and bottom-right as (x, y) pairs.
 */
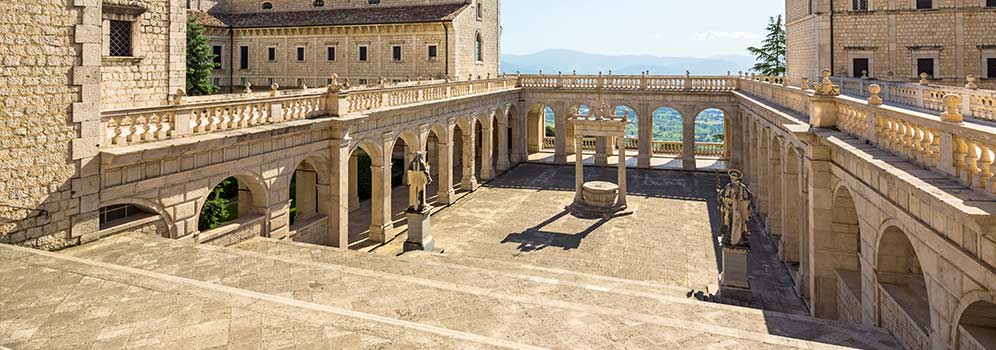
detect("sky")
(500, 0), (784, 58)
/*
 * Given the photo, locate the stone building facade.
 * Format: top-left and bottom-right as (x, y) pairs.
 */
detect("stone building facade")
(786, 0), (996, 89)
(193, 0), (501, 90)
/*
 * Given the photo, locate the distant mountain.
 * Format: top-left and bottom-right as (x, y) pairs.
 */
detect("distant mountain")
(500, 49), (755, 76)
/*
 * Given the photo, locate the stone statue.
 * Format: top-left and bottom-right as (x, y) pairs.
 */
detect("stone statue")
(717, 169), (753, 247)
(407, 152), (433, 213)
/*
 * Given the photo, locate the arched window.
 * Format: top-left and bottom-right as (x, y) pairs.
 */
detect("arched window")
(476, 0), (483, 18)
(312, 0), (324, 7)
(261, 2), (272, 10)
(475, 33), (483, 62)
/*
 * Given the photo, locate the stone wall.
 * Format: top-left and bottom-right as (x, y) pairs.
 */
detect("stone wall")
(199, 216), (264, 246)
(835, 270), (863, 324)
(880, 284), (930, 350)
(0, 0), (85, 250)
(451, 0), (499, 80)
(98, 215), (170, 238)
(213, 0), (465, 15)
(101, 0), (185, 109)
(288, 216), (328, 245)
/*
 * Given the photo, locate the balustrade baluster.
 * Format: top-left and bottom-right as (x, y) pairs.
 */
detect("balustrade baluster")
(977, 144), (994, 190)
(111, 118), (126, 145)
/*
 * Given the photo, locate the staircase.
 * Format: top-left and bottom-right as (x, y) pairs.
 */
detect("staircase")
(15, 233), (901, 349)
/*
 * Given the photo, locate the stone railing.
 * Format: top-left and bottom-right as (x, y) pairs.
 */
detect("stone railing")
(518, 74), (738, 92)
(738, 75), (812, 117)
(540, 136), (722, 157)
(543, 137), (555, 149)
(835, 76), (996, 122)
(100, 77), (520, 148)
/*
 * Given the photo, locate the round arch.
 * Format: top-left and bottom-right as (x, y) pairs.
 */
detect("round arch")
(349, 138), (385, 167)
(875, 224), (933, 341)
(99, 197), (175, 238)
(194, 170), (270, 234)
(951, 291), (996, 350)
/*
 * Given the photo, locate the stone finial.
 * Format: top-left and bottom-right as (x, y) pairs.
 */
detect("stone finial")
(379, 76), (387, 86)
(685, 70), (691, 77)
(598, 71), (602, 77)
(784, 76), (791, 86)
(867, 84), (883, 106)
(966, 74), (978, 90)
(486, 73), (491, 79)
(573, 69), (577, 75)
(814, 69), (840, 96)
(173, 89), (186, 105)
(861, 70), (868, 80)
(728, 71), (731, 76)
(244, 81), (252, 94)
(919, 72), (930, 85)
(801, 77), (810, 89)
(538, 70), (543, 75)
(301, 82), (308, 89)
(558, 71), (562, 76)
(515, 70), (520, 76)
(608, 70), (612, 76)
(940, 94), (964, 123)
(270, 82), (279, 96)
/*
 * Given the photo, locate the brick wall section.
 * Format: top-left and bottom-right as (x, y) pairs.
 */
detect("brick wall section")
(100, 0), (186, 110)
(0, 0), (83, 249)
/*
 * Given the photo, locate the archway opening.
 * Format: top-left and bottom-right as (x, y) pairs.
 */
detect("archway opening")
(98, 203), (168, 237)
(694, 108), (726, 159)
(425, 126), (447, 206)
(525, 104), (549, 154)
(617, 105), (638, 157)
(492, 115), (500, 173)
(453, 121), (469, 188)
(390, 135), (415, 225)
(288, 159), (328, 244)
(197, 175), (267, 244)
(876, 226), (931, 348)
(347, 143), (378, 245)
(829, 186), (863, 322)
(651, 107), (683, 156)
(956, 300), (996, 350)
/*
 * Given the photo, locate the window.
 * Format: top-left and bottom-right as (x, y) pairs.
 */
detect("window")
(428, 45), (438, 60)
(358, 79), (369, 85)
(109, 20), (132, 57)
(368, 0), (379, 4)
(99, 204), (152, 229)
(268, 47), (276, 62)
(476, 0), (483, 18)
(261, 1), (272, 9)
(989, 0), (996, 7)
(239, 46), (249, 69)
(475, 34), (483, 62)
(917, 58), (935, 77)
(916, 0), (931, 9)
(296, 47), (306, 62)
(853, 0), (868, 11)
(392, 45), (402, 61)
(312, 0), (324, 7)
(327, 47), (336, 61)
(212, 45), (223, 69)
(359, 46), (368, 61)
(987, 58), (996, 79)
(852, 58), (869, 78)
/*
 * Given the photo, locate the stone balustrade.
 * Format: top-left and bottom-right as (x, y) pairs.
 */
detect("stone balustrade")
(518, 74), (738, 92)
(835, 76), (996, 122)
(541, 136), (721, 157)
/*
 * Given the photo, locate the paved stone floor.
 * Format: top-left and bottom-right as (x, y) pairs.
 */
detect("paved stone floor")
(0, 164), (902, 349)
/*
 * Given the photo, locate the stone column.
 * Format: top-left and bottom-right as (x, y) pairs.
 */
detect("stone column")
(638, 105), (653, 168)
(756, 128), (770, 216)
(554, 107), (568, 164)
(574, 135), (584, 202)
(437, 127), (456, 205)
(595, 136), (608, 166)
(806, 143), (835, 319)
(402, 146), (413, 185)
(497, 118), (510, 171)
(780, 148), (802, 264)
(480, 121), (495, 180)
(461, 125), (479, 191)
(295, 169), (318, 220)
(513, 104), (528, 164)
(681, 115), (696, 170)
(369, 137), (393, 243)
(348, 155), (360, 212)
(768, 137), (783, 239)
(617, 136), (628, 207)
(328, 138), (351, 249)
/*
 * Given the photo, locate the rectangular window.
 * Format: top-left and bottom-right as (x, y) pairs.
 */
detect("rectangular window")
(917, 58), (935, 77)
(109, 20), (132, 57)
(268, 47), (276, 62)
(327, 46), (336, 61)
(989, 0), (996, 7)
(916, 0), (932, 9)
(359, 46), (368, 61)
(296, 47), (305, 62)
(212, 45), (223, 68)
(392, 46), (402, 61)
(239, 46), (249, 70)
(987, 58), (996, 78)
(358, 79), (368, 85)
(853, 0), (868, 11)
(428, 45), (438, 60)
(852, 58), (870, 78)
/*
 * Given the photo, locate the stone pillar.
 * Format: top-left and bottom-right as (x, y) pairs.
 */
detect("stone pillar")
(617, 136), (628, 207)
(756, 128), (770, 216)
(497, 118), (510, 171)
(480, 121), (495, 180)
(402, 147), (413, 185)
(348, 155), (360, 212)
(437, 127), (456, 205)
(806, 143), (835, 318)
(574, 135), (584, 202)
(461, 125), (479, 191)
(780, 148), (802, 264)
(682, 116), (696, 171)
(295, 169), (318, 220)
(369, 137), (393, 243)
(554, 107), (568, 164)
(513, 104), (528, 164)
(328, 138), (351, 249)
(638, 105), (653, 169)
(768, 137), (783, 239)
(595, 137), (608, 166)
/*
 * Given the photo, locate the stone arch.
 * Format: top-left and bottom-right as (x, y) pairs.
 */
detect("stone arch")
(826, 183), (864, 322)
(98, 197), (174, 238)
(194, 170), (270, 235)
(692, 107), (730, 151)
(613, 104), (639, 152)
(284, 154), (331, 241)
(390, 129), (421, 156)
(349, 138), (385, 167)
(875, 224), (933, 350)
(952, 291), (996, 350)
(503, 103), (518, 167)
(649, 106), (684, 156)
(525, 103), (553, 153)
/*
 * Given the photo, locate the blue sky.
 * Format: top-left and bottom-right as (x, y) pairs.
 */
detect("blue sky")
(500, 0), (784, 58)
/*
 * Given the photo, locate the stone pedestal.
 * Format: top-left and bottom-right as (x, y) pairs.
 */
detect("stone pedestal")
(719, 245), (752, 302)
(404, 210), (435, 252)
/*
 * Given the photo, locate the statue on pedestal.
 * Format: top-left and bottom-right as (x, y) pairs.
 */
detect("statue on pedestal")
(717, 169), (753, 247)
(406, 152), (433, 214)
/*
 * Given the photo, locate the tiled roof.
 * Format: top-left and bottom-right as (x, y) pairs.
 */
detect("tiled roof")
(201, 3), (468, 29)
(188, 10), (228, 28)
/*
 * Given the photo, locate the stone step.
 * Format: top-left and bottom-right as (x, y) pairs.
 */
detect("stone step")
(64, 233), (900, 349)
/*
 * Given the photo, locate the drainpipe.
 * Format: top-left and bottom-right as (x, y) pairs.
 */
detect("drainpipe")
(444, 23), (450, 78)
(229, 27), (235, 92)
(829, 0), (835, 76)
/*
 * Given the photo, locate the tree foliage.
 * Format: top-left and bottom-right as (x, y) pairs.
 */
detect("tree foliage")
(186, 18), (219, 96)
(747, 15), (786, 76)
(198, 178), (237, 231)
